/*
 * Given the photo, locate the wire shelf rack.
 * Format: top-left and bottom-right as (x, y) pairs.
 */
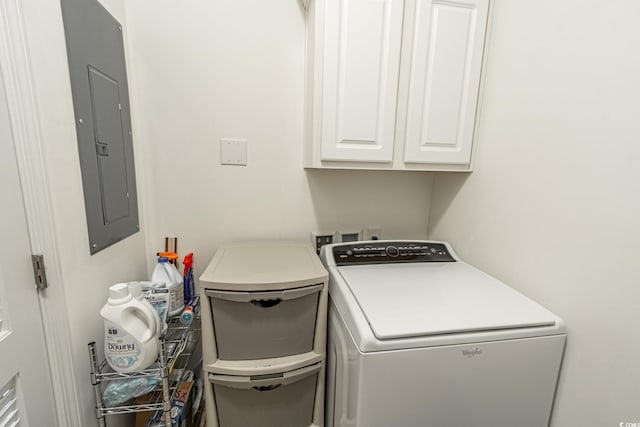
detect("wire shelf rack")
(88, 297), (201, 427)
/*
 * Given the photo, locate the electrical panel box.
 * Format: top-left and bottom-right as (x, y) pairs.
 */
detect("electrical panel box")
(61, 0), (139, 254)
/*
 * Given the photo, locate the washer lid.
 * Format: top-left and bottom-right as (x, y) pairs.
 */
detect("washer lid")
(337, 262), (557, 340)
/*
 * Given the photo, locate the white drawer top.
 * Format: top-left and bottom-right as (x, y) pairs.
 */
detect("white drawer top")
(200, 241), (328, 291)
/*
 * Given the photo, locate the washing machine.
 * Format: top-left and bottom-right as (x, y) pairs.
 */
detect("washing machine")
(320, 240), (566, 427)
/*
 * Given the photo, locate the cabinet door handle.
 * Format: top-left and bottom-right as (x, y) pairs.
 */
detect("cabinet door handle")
(250, 299), (282, 308)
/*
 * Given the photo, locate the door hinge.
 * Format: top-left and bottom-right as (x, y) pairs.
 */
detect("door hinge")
(31, 255), (48, 290)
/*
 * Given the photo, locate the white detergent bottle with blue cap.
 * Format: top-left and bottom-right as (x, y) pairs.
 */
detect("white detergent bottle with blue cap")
(151, 256), (184, 317)
(100, 283), (159, 372)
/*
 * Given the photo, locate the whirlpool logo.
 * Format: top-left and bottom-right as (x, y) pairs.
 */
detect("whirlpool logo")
(461, 347), (483, 358)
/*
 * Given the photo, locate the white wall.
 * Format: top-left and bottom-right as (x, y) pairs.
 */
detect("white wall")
(125, 0), (433, 277)
(428, 0), (640, 425)
(20, 1), (147, 425)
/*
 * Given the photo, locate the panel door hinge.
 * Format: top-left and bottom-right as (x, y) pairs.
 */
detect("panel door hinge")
(31, 255), (48, 290)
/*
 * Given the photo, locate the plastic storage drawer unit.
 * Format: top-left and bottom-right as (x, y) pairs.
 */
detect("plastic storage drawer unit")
(200, 241), (328, 427)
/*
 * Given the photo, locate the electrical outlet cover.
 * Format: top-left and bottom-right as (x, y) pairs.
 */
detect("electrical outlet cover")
(310, 231), (335, 254)
(365, 226), (382, 241)
(339, 230), (362, 243)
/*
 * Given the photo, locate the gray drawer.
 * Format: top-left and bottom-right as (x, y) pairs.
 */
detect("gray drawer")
(209, 363), (320, 427)
(206, 284), (322, 360)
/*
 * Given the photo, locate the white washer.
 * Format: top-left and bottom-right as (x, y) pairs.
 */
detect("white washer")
(321, 240), (566, 427)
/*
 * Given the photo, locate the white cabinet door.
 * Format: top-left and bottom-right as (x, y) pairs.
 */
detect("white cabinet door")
(320, 0), (404, 162)
(404, 0), (489, 165)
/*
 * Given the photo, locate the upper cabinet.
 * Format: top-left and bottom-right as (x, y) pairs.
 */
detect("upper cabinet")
(304, 0), (490, 171)
(316, 0), (404, 163)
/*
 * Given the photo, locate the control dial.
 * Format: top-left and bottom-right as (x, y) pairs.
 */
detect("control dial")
(386, 245), (399, 257)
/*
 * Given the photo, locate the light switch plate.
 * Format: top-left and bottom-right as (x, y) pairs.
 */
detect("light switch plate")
(220, 138), (247, 166)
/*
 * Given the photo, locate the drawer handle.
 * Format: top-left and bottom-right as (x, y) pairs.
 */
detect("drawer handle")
(250, 299), (282, 308)
(253, 384), (282, 392)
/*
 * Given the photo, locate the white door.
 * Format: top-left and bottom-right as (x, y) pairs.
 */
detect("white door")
(0, 62), (58, 426)
(320, 0), (404, 162)
(404, 0), (489, 165)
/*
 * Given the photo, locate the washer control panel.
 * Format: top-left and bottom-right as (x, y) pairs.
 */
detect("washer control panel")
(332, 241), (455, 266)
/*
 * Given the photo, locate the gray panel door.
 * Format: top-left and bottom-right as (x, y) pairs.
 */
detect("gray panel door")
(61, 0), (139, 254)
(88, 66), (130, 224)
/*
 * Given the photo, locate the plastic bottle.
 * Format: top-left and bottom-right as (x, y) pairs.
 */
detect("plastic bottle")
(151, 256), (185, 317)
(128, 282), (162, 337)
(100, 283), (159, 372)
(182, 253), (195, 304)
(179, 305), (193, 325)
